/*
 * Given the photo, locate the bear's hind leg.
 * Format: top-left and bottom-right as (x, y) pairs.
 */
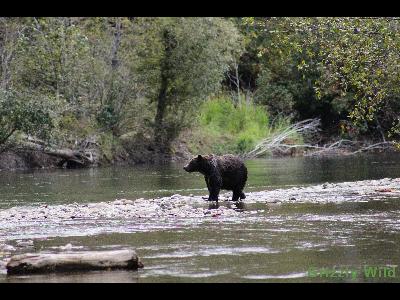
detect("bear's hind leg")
(240, 191), (246, 199)
(232, 190), (241, 201)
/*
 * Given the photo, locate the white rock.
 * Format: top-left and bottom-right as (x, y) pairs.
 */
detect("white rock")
(0, 244), (16, 252)
(59, 243), (73, 251)
(16, 240), (34, 247)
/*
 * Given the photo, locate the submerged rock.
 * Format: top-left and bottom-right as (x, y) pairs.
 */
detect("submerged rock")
(0, 244), (16, 253)
(16, 240), (34, 248)
(243, 177), (400, 204)
(54, 243), (85, 251)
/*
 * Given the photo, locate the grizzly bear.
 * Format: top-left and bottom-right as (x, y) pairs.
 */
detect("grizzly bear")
(183, 154), (247, 202)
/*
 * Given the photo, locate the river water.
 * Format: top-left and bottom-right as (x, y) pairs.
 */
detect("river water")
(1, 153), (400, 282)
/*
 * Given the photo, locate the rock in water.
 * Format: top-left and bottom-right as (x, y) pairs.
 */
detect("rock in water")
(6, 249), (143, 275)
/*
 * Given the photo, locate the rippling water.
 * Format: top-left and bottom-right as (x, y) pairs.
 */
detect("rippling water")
(1, 153), (400, 282)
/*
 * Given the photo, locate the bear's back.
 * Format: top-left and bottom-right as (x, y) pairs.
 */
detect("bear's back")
(215, 154), (247, 190)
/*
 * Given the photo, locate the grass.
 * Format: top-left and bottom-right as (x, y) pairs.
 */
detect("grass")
(186, 96), (302, 156)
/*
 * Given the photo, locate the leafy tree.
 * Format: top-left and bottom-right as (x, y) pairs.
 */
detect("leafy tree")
(245, 17), (400, 142)
(0, 88), (54, 150)
(133, 17), (243, 148)
(82, 17), (144, 136)
(0, 18), (54, 150)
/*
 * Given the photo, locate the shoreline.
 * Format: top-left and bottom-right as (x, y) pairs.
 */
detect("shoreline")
(1, 143), (398, 172)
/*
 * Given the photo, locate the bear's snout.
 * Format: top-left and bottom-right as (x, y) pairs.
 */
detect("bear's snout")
(183, 164), (194, 172)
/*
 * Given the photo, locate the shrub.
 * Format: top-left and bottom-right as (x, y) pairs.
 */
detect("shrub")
(197, 96), (270, 154)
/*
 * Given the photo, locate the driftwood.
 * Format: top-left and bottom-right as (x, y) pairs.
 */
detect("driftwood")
(6, 249), (143, 275)
(244, 118), (321, 158)
(19, 137), (99, 168)
(304, 140), (395, 157)
(244, 118), (397, 158)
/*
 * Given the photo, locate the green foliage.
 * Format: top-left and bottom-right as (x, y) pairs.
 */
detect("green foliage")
(200, 97), (268, 135)
(2, 17), (399, 161)
(244, 17), (400, 141)
(96, 105), (119, 130)
(97, 131), (124, 161)
(0, 88), (54, 146)
(1, 17), (246, 156)
(187, 96), (303, 155)
(133, 17), (243, 144)
(15, 18), (92, 100)
(255, 67), (297, 117)
(195, 96), (269, 154)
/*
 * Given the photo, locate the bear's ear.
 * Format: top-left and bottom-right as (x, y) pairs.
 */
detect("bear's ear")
(197, 154), (203, 160)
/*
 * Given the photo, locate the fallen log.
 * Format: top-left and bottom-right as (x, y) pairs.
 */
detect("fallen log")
(20, 140), (97, 168)
(6, 249), (143, 275)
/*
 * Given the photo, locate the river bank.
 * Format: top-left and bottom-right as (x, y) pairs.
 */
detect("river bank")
(0, 137), (192, 171)
(1, 138), (398, 171)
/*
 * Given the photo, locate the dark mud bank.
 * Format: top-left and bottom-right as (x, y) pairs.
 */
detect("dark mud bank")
(0, 150), (59, 171)
(0, 146), (191, 171)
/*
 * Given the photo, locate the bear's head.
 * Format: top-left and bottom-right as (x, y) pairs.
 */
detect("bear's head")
(183, 155), (206, 173)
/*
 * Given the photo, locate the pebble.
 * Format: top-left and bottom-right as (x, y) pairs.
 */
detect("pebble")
(59, 243), (73, 251)
(0, 260), (8, 270)
(0, 177), (399, 236)
(0, 244), (16, 252)
(16, 240), (34, 248)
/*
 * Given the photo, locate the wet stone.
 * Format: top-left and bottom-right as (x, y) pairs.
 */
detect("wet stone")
(0, 177), (400, 241)
(16, 240), (34, 248)
(0, 244), (16, 252)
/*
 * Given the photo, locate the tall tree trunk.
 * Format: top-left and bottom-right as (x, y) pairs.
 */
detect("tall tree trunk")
(0, 18), (19, 90)
(107, 17), (122, 136)
(154, 72), (168, 147)
(154, 29), (174, 148)
(110, 17), (121, 70)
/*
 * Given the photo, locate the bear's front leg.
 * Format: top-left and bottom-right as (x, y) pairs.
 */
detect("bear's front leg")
(202, 176), (211, 201)
(205, 176), (211, 194)
(208, 188), (220, 201)
(207, 176), (221, 202)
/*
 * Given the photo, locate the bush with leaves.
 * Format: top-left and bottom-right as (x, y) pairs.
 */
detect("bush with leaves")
(0, 88), (54, 150)
(243, 17), (400, 142)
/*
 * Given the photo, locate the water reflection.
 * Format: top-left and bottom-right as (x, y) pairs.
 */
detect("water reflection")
(1, 153), (400, 209)
(5, 270), (140, 283)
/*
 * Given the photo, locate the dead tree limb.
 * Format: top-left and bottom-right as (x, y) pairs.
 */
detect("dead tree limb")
(244, 118), (397, 158)
(20, 140), (97, 168)
(244, 118), (321, 158)
(7, 249), (144, 275)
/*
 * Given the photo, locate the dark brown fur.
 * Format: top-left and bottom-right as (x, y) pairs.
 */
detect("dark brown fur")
(183, 154), (247, 202)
